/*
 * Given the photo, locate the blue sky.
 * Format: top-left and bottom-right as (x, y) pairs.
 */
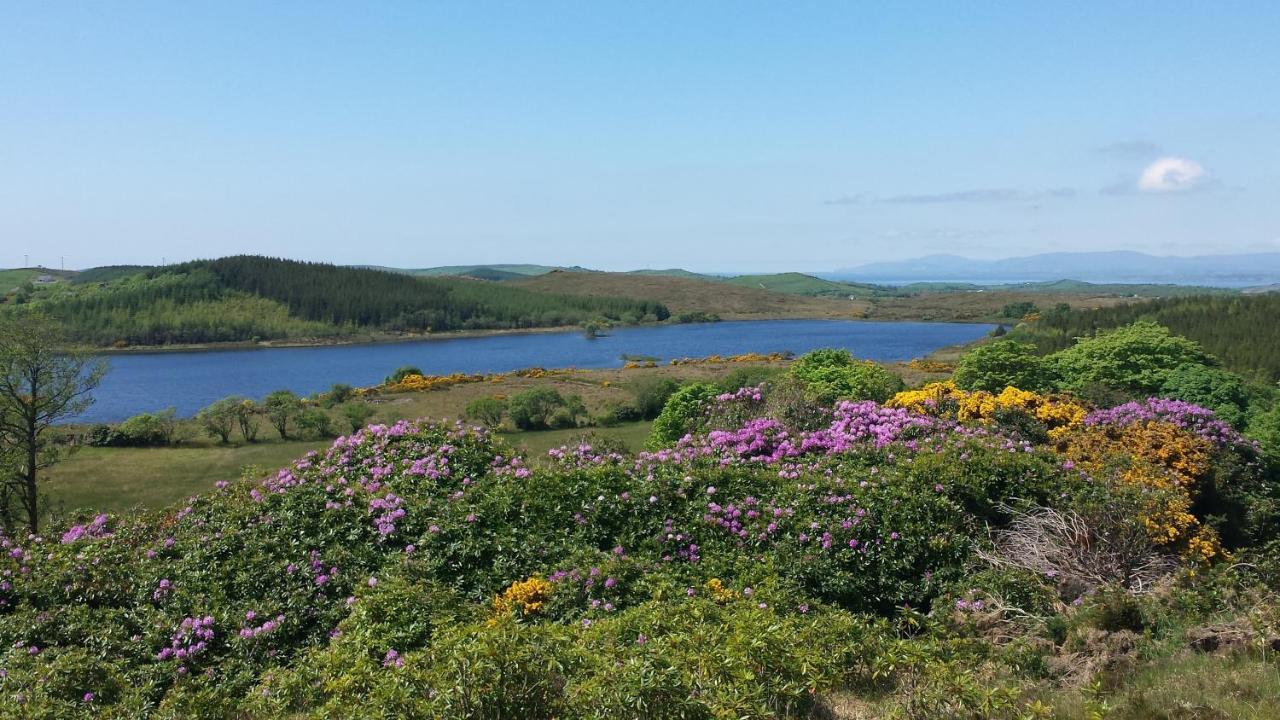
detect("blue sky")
(2, 2), (1278, 272)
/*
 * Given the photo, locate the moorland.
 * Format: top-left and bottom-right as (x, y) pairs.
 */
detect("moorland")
(2, 258), (1280, 718)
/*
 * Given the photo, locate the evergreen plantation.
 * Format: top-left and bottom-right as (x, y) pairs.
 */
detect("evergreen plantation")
(1011, 293), (1280, 383)
(13, 257), (670, 346)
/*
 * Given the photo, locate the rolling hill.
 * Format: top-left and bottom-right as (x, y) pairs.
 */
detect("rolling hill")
(512, 269), (870, 320)
(5, 257), (669, 347)
(722, 272), (886, 298)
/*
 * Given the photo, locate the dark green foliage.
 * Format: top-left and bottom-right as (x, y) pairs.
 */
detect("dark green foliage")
(70, 265), (152, 284)
(1013, 293), (1280, 382)
(649, 383), (717, 446)
(1050, 321), (1215, 395)
(324, 383), (355, 407)
(338, 402), (376, 433)
(262, 390), (303, 439)
(1247, 404), (1280, 471)
(787, 348), (904, 404)
(954, 341), (1057, 392)
(1158, 363), (1250, 428)
(464, 396), (507, 428)
(508, 388), (570, 430)
(87, 409), (178, 447)
(712, 365), (785, 393)
(384, 366), (423, 385)
(196, 397), (239, 443)
(295, 408), (334, 439)
(1001, 301), (1038, 318)
(21, 256), (670, 346)
(629, 377), (680, 420)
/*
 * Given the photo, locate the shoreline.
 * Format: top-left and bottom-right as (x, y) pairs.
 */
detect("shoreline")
(85, 315), (996, 355)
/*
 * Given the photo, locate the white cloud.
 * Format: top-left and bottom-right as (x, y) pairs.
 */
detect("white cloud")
(1137, 157), (1206, 193)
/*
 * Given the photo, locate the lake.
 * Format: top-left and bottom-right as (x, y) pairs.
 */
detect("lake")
(76, 319), (993, 423)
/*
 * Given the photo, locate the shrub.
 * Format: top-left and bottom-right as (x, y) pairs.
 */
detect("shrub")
(954, 341), (1057, 393)
(1158, 363), (1250, 429)
(1249, 403), (1280, 470)
(196, 397), (240, 443)
(713, 365), (784, 394)
(233, 398), (260, 442)
(295, 408), (334, 439)
(649, 383), (717, 446)
(1051, 321), (1215, 396)
(630, 377), (680, 420)
(550, 395), (588, 429)
(325, 383), (355, 407)
(787, 348), (903, 404)
(87, 408), (180, 447)
(508, 387), (568, 430)
(262, 390), (303, 439)
(464, 396), (507, 428)
(384, 366), (424, 385)
(596, 402), (641, 427)
(334, 402), (373, 434)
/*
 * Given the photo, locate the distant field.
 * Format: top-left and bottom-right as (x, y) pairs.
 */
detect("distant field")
(513, 269), (870, 319)
(0, 267), (75, 292)
(864, 289), (1146, 323)
(723, 272), (884, 298)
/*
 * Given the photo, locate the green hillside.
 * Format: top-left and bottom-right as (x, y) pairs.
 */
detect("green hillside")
(0, 268), (40, 291)
(6, 256), (669, 347)
(724, 272), (885, 297)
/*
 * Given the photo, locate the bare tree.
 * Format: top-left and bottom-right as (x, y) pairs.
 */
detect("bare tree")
(0, 313), (106, 532)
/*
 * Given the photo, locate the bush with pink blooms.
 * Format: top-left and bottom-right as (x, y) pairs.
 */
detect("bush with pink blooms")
(1, 381), (1278, 718)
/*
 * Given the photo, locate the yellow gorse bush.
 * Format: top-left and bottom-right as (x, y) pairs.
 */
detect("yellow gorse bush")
(906, 358), (955, 373)
(888, 381), (1088, 433)
(666, 352), (791, 367)
(372, 367), (582, 394)
(1055, 420), (1221, 559)
(492, 576), (554, 618)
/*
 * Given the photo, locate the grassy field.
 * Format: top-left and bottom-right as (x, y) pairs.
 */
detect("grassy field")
(44, 441), (329, 516)
(45, 422), (655, 516)
(863, 289), (1148, 323)
(42, 359), (789, 518)
(512, 269), (871, 319)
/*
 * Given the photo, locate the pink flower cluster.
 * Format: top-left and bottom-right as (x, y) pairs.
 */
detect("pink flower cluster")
(60, 514), (111, 544)
(1083, 397), (1251, 447)
(156, 615), (215, 669)
(238, 610), (285, 640)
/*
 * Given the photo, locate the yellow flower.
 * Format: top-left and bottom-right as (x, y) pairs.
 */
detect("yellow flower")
(492, 576), (554, 617)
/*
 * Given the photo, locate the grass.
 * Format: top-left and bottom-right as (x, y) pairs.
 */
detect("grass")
(1041, 652), (1280, 719)
(44, 423), (656, 516)
(45, 440), (328, 515)
(498, 421), (653, 456)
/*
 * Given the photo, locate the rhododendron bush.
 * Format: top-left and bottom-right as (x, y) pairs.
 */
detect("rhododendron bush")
(0, 389), (1275, 718)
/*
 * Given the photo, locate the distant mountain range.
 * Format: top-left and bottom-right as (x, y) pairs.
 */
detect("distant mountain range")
(825, 252), (1280, 287)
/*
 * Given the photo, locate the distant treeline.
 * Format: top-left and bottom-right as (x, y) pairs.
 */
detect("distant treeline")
(1011, 293), (1280, 382)
(24, 256), (670, 346)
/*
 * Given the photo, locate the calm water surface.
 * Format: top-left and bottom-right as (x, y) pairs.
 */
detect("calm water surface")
(77, 320), (992, 423)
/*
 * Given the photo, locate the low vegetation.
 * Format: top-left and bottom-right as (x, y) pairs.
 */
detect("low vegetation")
(3, 319), (1279, 717)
